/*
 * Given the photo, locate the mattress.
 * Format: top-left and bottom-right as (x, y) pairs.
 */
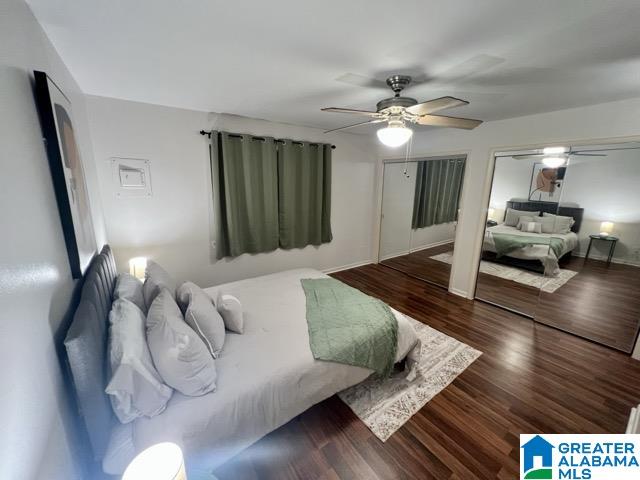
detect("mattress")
(103, 268), (420, 474)
(483, 224), (578, 275)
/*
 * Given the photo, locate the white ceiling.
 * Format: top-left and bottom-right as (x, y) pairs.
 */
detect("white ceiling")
(27, 0), (640, 132)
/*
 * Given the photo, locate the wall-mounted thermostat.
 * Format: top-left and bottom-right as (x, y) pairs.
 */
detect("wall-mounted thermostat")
(110, 157), (152, 197)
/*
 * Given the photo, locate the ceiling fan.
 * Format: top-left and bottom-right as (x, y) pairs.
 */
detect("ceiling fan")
(513, 147), (606, 168)
(321, 74), (482, 147)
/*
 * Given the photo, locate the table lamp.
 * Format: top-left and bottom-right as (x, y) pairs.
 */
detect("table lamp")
(600, 221), (614, 237)
(128, 256), (147, 280)
(122, 442), (186, 480)
(488, 208), (495, 221)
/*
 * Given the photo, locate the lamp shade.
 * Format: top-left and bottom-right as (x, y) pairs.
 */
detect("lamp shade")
(376, 121), (413, 147)
(128, 257), (147, 280)
(488, 208), (495, 220)
(600, 221), (614, 236)
(123, 442), (186, 480)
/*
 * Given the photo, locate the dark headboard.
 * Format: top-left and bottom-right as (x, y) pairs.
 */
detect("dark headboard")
(64, 245), (117, 460)
(505, 200), (584, 233)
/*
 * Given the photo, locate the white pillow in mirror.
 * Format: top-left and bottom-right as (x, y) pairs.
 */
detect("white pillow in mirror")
(106, 299), (173, 423)
(114, 273), (146, 313)
(505, 208), (540, 227)
(542, 212), (575, 234)
(217, 293), (244, 334)
(143, 260), (177, 310)
(519, 221), (542, 234)
(516, 215), (537, 229)
(177, 282), (225, 358)
(533, 215), (557, 234)
(146, 289), (217, 396)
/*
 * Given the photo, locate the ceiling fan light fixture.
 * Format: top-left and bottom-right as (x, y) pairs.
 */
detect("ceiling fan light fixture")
(543, 146), (568, 155)
(376, 120), (413, 147)
(542, 155), (567, 168)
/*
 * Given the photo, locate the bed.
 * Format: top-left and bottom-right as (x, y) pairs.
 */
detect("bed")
(483, 200), (583, 275)
(64, 247), (420, 476)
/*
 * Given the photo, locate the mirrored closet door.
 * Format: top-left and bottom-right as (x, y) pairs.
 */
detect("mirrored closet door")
(379, 156), (466, 289)
(476, 142), (640, 353)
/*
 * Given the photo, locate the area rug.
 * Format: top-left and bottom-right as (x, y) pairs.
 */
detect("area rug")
(338, 314), (481, 442)
(430, 251), (577, 293)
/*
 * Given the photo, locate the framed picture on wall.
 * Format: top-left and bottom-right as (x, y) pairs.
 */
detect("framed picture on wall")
(528, 163), (566, 203)
(33, 70), (96, 278)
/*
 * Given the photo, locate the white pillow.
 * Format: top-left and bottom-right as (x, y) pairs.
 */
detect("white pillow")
(106, 299), (173, 423)
(542, 212), (575, 234)
(518, 221), (542, 234)
(516, 215), (536, 229)
(114, 273), (146, 313)
(217, 293), (244, 334)
(505, 208), (540, 227)
(533, 215), (557, 234)
(146, 289), (217, 396)
(143, 260), (176, 310)
(177, 282), (225, 358)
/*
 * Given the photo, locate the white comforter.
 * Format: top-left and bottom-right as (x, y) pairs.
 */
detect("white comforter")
(483, 224), (578, 275)
(103, 268), (420, 474)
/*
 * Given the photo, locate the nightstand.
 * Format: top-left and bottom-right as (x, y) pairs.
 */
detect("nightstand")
(585, 234), (618, 265)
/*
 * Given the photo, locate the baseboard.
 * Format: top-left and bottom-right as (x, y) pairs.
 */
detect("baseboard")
(379, 251), (409, 261)
(409, 238), (455, 253)
(449, 287), (470, 299)
(572, 252), (640, 267)
(626, 406), (640, 434)
(322, 260), (372, 274)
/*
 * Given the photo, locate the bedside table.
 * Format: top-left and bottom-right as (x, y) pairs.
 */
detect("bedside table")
(585, 234), (618, 265)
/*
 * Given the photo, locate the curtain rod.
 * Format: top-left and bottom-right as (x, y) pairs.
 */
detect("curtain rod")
(199, 130), (336, 149)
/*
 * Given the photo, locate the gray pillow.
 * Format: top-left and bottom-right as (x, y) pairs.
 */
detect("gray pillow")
(177, 282), (225, 358)
(106, 299), (173, 423)
(516, 215), (536, 229)
(505, 208), (540, 227)
(143, 260), (176, 310)
(114, 273), (146, 313)
(542, 212), (575, 234)
(217, 292), (244, 334)
(146, 289), (217, 396)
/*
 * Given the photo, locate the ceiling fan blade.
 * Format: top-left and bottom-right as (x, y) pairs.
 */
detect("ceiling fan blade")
(334, 73), (388, 89)
(321, 107), (381, 117)
(405, 96), (469, 116)
(324, 118), (386, 134)
(512, 154), (543, 160)
(570, 152), (607, 157)
(416, 114), (482, 130)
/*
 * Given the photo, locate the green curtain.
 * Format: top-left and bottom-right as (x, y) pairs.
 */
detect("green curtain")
(278, 141), (332, 249)
(411, 157), (466, 229)
(211, 132), (279, 258)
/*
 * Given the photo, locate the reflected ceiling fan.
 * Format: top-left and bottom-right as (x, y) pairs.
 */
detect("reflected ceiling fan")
(321, 74), (482, 147)
(513, 147), (607, 168)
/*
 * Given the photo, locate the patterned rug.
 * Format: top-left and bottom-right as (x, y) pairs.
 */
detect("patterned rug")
(339, 314), (481, 442)
(430, 251), (578, 293)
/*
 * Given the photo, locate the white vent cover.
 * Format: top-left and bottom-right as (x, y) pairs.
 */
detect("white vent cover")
(110, 158), (152, 197)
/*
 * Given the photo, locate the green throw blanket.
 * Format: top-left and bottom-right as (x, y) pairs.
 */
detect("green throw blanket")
(492, 233), (565, 258)
(301, 278), (398, 377)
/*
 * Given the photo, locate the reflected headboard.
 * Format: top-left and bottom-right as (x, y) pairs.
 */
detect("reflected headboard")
(505, 200), (584, 233)
(64, 245), (117, 461)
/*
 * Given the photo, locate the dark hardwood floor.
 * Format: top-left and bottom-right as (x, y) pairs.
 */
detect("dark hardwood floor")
(475, 254), (640, 352)
(214, 264), (640, 480)
(381, 243), (453, 289)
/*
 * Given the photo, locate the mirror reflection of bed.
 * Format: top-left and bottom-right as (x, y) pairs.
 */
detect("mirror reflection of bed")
(476, 143), (640, 353)
(378, 156), (466, 289)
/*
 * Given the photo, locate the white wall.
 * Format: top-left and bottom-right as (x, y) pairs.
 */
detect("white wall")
(86, 96), (378, 287)
(561, 151), (640, 264)
(0, 0), (106, 478)
(488, 156), (537, 221)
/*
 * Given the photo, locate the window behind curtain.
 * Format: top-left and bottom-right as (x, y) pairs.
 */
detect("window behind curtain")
(411, 157), (466, 229)
(210, 131), (332, 259)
